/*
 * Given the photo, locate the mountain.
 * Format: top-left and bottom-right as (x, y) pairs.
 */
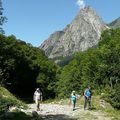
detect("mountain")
(40, 6), (108, 59)
(109, 17), (120, 28)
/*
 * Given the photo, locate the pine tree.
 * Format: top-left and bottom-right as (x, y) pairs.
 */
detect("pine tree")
(0, 0), (7, 34)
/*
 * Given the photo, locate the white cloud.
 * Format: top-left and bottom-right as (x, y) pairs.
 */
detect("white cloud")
(76, 0), (86, 9)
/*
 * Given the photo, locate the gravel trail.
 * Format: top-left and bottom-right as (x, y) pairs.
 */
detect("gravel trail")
(23, 103), (111, 120)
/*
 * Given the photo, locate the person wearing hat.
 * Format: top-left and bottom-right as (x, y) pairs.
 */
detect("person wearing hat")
(33, 88), (43, 111)
(70, 90), (77, 111)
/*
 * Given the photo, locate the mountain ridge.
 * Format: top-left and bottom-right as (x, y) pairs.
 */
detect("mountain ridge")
(40, 6), (109, 59)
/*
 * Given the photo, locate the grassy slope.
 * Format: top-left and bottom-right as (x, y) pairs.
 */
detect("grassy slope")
(0, 86), (43, 120)
(0, 86), (26, 111)
(0, 86), (27, 119)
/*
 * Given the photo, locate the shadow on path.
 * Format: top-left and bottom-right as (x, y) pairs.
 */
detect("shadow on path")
(42, 114), (77, 120)
(73, 107), (81, 111)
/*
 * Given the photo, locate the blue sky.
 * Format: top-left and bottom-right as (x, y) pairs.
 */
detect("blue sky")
(3, 0), (120, 47)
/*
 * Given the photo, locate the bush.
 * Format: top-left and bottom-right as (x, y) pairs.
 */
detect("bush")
(101, 84), (120, 110)
(109, 85), (120, 109)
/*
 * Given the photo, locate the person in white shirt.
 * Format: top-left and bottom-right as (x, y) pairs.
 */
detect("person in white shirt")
(33, 88), (43, 111)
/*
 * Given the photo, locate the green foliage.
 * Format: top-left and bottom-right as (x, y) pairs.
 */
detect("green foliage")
(56, 49), (100, 98)
(56, 59), (83, 98)
(56, 28), (120, 109)
(0, 34), (58, 99)
(103, 84), (120, 109)
(57, 55), (74, 67)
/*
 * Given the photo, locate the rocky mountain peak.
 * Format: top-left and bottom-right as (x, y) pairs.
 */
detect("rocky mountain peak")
(79, 6), (96, 15)
(40, 6), (109, 59)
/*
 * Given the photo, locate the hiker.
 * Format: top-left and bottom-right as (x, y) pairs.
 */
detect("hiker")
(70, 90), (77, 111)
(84, 86), (92, 110)
(33, 88), (43, 111)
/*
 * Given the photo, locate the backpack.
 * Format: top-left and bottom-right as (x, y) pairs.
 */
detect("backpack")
(85, 89), (91, 97)
(71, 95), (76, 101)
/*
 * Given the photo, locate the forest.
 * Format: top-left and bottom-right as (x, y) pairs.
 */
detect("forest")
(0, 28), (120, 110)
(0, 34), (58, 100)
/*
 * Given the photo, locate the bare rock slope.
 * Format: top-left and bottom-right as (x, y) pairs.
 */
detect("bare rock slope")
(40, 6), (108, 59)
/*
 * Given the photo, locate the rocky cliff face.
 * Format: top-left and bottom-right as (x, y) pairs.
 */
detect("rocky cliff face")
(40, 6), (109, 59)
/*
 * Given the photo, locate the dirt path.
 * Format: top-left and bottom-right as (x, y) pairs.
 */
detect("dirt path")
(22, 103), (111, 120)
